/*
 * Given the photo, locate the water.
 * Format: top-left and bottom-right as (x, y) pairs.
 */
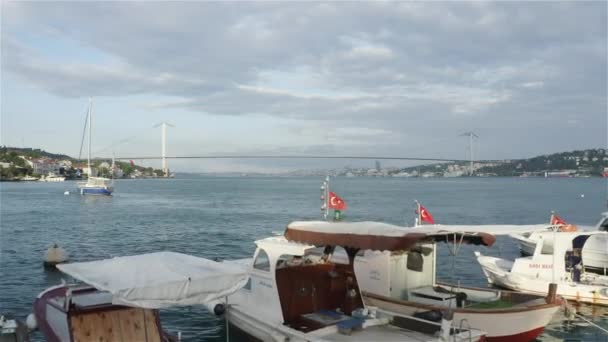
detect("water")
(1, 176), (607, 341)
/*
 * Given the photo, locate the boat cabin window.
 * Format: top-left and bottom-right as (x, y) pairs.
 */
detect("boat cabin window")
(599, 218), (608, 231)
(406, 251), (423, 272)
(253, 249), (271, 271)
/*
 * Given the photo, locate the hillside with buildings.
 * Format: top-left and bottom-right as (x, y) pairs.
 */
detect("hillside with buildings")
(0, 147), (164, 181)
(289, 149), (608, 178)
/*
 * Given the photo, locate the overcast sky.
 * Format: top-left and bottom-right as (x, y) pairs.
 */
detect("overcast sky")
(1, 2), (606, 172)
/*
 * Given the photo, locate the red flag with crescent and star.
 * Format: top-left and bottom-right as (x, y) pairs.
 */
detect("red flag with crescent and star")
(551, 214), (566, 225)
(328, 192), (347, 210)
(417, 204), (435, 224)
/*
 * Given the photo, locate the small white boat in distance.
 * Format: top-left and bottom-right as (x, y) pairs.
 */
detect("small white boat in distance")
(476, 231), (608, 306)
(38, 173), (66, 182)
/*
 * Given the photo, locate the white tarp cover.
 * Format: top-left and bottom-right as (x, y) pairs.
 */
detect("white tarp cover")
(57, 251), (249, 309)
(287, 221), (553, 236)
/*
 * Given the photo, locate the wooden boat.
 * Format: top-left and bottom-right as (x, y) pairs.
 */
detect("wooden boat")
(32, 284), (178, 342)
(477, 231), (608, 306)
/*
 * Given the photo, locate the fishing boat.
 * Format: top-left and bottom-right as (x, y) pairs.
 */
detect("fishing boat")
(55, 223), (489, 341)
(350, 236), (561, 342)
(218, 221), (489, 341)
(476, 231), (608, 306)
(77, 99), (113, 196)
(30, 284), (179, 342)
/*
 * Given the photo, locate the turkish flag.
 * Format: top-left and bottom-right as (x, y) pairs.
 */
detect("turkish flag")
(328, 192), (347, 210)
(551, 214), (566, 225)
(417, 205), (435, 224)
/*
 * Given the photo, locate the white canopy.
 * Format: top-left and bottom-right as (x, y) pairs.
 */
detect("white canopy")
(57, 251), (249, 309)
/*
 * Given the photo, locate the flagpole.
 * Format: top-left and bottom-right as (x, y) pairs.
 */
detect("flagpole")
(414, 200), (421, 226)
(325, 176), (330, 221)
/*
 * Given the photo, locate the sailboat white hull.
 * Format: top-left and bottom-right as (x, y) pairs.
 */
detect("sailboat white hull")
(476, 253), (608, 306)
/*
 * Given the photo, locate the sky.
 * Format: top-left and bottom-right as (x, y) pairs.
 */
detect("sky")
(1, 2), (606, 172)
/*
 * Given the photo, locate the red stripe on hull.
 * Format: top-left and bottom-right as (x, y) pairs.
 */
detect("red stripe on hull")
(487, 327), (545, 342)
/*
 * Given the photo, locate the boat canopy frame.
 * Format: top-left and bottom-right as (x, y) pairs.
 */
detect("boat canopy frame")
(284, 221), (496, 262)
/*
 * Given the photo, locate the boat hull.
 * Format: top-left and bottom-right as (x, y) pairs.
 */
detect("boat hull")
(477, 254), (608, 306)
(363, 292), (558, 342)
(80, 187), (113, 196)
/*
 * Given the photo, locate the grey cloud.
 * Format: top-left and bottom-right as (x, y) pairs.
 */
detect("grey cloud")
(2, 1), (606, 162)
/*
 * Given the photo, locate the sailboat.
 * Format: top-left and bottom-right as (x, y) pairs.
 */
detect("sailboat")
(78, 98), (114, 196)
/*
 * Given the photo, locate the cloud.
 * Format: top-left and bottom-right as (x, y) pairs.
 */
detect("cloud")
(2, 1), (606, 167)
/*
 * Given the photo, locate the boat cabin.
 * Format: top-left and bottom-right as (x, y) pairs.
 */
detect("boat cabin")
(245, 237), (367, 332)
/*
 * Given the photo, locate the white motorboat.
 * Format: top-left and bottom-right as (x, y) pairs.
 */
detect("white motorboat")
(20, 175), (38, 181)
(510, 213), (608, 272)
(476, 231), (608, 306)
(38, 173), (65, 182)
(57, 223), (489, 342)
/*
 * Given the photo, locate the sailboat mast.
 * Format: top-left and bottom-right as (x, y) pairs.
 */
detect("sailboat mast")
(88, 98), (92, 174)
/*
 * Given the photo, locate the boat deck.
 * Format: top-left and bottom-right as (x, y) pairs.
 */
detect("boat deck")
(322, 324), (459, 341)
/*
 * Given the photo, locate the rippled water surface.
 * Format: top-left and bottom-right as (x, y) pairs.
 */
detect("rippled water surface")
(1, 176), (607, 341)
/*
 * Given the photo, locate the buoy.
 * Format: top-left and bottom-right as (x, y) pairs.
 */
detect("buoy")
(25, 313), (37, 330)
(64, 191), (70, 195)
(43, 243), (69, 269)
(580, 194), (585, 198)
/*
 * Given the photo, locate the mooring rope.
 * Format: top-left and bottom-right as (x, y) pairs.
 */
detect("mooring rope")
(574, 313), (608, 335)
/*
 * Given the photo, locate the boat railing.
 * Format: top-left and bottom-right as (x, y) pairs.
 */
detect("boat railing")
(375, 306), (483, 338)
(458, 318), (472, 342)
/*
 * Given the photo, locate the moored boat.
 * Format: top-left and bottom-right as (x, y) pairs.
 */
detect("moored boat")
(32, 284), (178, 342)
(55, 223), (490, 342)
(349, 237), (560, 341)
(476, 231), (608, 306)
(219, 221), (488, 341)
(510, 213), (608, 273)
(77, 99), (113, 196)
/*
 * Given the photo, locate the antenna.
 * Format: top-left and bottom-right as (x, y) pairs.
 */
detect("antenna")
(460, 132), (478, 176)
(153, 122), (175, 177)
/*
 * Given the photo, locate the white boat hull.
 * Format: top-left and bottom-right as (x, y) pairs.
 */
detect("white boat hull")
(364, 294), (558, 342)
(476, 254), (608, 306)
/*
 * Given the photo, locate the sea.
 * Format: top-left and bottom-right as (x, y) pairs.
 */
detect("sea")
(1, 176), (607, 341)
